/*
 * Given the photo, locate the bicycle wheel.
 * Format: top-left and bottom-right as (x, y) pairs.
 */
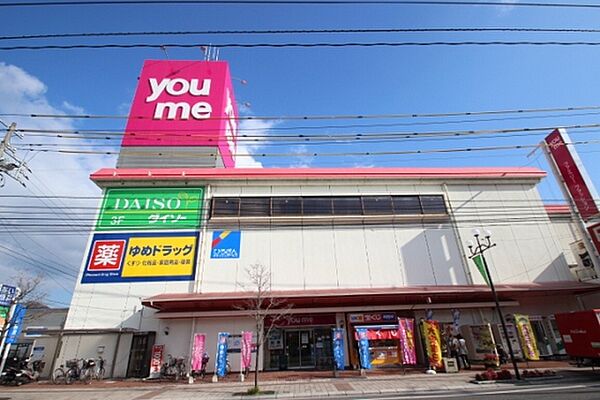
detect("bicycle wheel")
(82, 368), (93, 384)
(52, 368), (66, 385)
(65, 368), (77, 385)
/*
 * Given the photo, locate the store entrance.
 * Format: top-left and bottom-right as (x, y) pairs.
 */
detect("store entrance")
(285, 330), (314, 368)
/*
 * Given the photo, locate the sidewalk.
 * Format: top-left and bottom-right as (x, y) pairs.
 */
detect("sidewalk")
(1, 361), (598, 400)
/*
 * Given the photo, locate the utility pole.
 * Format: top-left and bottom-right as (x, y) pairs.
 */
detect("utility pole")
(0, 122), (30, 188)
(467, 229), (521, 380)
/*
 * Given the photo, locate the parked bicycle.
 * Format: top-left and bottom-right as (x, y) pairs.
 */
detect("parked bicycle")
(160, 354), (186, 381)
(52, 358), (96, 384)
(191, 353), (210, 379)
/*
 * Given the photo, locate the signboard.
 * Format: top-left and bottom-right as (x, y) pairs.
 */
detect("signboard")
(122, 60), (238, 168)
(514, 314), (540, 361)
(265, 314), (336, 327)
(191, 333), (206, 371)
(6, 304), (27, 344)
(420, 319), (443, 369)
(215, 332), (229, 377)
(0, 306), (8, 328)
(397, 318), (417, 365)
(81, 231), (198, 283)
(355, 327), (371, 369)
(588, 223), (600, 258)
(0, 285), (17, 307)
(148, 344), (164, 379)
(332, 328), (345, 371)
(545, 129), (599, 221)
(96, 188), (204, 231)
(241, 331), (253, 371)
(348, 312), (396, 324)
(211, 230), (241, 259)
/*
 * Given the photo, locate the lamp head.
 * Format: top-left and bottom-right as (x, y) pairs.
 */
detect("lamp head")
(484, 229), (492, 238)
(467, 240), (474, 249)
(472, 228), (481, 237)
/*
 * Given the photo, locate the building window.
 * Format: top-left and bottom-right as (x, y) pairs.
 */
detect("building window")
(272, 197), (302, 216)
(212, 197), (240, 217)
(303, 197), (333, 216)
(392, 196), (422, 214)
(420, 195), (447, 214)
(240, 197), (271, 217)
(332, 196), (363, 215)
(362, 196), (393, 215)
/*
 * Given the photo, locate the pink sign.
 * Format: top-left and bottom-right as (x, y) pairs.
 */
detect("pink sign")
(122, 60), (238, 167)
(241, 331), (253, 370)
(397, 318), (417, 365)
(545, 129), (599, 220)
(191, 333), (206, 371)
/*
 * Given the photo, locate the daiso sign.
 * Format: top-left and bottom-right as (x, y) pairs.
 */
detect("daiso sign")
(122, 60), (238, 167)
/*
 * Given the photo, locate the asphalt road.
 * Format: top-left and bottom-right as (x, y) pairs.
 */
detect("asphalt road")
(330, 382), (600, 400)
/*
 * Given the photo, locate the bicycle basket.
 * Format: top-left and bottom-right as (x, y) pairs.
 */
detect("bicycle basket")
(66, 360), (78, 368)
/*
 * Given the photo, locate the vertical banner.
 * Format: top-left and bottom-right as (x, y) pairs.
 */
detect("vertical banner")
(420, 320), (443, 369)
(332, 328), (345, 371)
(215, 332), (230, 377)
(241, 331), (253, 371)
(191, 333), (206, 371)
(472, 255), (491, 286)
(148, 344), (164, 379)
(356, 327), (371, 369)
(0, 285), (16, 307)
(514, 314), (540, 361)
(5, 304), (27, 344)
(0, 306), (8, 328)
(397, 318), (417, 365)
(544, 129), (599, 221)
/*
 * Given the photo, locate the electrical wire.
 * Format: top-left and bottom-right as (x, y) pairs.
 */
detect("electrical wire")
(8, 40), (600, 51)
(5, 27), (600, 41)
(2, 1), (600, 10)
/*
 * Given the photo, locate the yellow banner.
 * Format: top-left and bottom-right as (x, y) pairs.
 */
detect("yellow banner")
(122, 235), (196, 278)
(514, 314), (540, 361)
(421, 320), (443, 369)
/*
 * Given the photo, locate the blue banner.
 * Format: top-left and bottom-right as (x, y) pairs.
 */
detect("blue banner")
(0, 285), (16, 307)
(215, 332), (229, 377)
(332, 328), (345, 370)
(6, 304), (27, 344)
(356, 327), (371, 370)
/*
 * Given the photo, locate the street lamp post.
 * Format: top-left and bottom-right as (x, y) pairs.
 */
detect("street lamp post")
(467, 229), (521, 380)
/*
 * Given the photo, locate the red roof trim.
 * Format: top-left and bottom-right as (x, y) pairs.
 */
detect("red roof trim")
(545, 204), (571, 215)
(91, 167), (546, 183)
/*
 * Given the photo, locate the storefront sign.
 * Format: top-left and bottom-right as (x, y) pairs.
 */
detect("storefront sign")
(97, 188), (204, 231)
(211, 230), (241, 259)
(81, 231), (198, 283)
(5, 304), (26, 344)
(356, 327), (371, 369)
(241, 331), (253, 370)
(148, 344), (164, 379)
(349, 312), (396, 324)
(545, 129), (599, 221)
(122, 60), (238, 168)
(266, 314), (336, 327)
(332, 328), (345, 371)
(398, 318), (417, 365)
(0, 285), (16, 307)
(420, 320), (443, 369)
(470, 324), (496, 355)
(0, 306), (8, 328)
(588, 222), (600, 258)
(514, 314), (540, 361)
(191, 333), (206, 371)
(215, 332), (230, 377)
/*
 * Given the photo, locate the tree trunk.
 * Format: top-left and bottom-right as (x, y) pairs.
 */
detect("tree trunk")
(254, 324), (260, 391)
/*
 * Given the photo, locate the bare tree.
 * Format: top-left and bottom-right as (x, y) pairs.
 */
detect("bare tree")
(236, 263), (292, 394)
(11, 273), (46, 306)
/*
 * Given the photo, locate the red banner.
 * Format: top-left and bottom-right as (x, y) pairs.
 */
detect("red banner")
(149, 344), (164, 378)
(588, 222), (600, 257)
(545, 129), (599, 220)
(241, 331), (253, 370)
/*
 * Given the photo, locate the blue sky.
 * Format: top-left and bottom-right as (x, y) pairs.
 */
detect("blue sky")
(1, 1), (600, 304)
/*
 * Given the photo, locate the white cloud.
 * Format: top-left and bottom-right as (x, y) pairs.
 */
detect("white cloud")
(234, 118), (276, 168)
(289, 144), (313, 168)
(496, 0), (519, 15)
(0, 62), (116, 305)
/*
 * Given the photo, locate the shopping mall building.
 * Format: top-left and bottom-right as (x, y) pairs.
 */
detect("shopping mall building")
(55, 60), (600, 378)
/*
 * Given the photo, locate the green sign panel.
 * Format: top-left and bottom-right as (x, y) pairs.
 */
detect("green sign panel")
(96, 188), (204, 231)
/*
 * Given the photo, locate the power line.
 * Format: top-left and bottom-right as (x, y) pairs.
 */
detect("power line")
(2, 1), (600, 10)
(5, 27), (600, 41)
(8, 40), (600, 51)
(4, 104), (600, 122)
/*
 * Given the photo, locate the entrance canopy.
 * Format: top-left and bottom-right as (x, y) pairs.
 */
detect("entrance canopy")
(142, 282), (600, 314)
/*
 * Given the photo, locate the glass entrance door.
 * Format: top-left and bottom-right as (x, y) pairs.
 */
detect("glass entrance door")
(285, 330), (315, 368)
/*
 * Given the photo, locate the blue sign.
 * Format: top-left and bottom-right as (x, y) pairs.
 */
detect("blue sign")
(332, 328), (345, 371)
(0, 285), (16, 307)
(211, 231), (241, 259)
(356, 327), (371, 370)
(215, 332), (230, 377)
(6, 304), (27, 344)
